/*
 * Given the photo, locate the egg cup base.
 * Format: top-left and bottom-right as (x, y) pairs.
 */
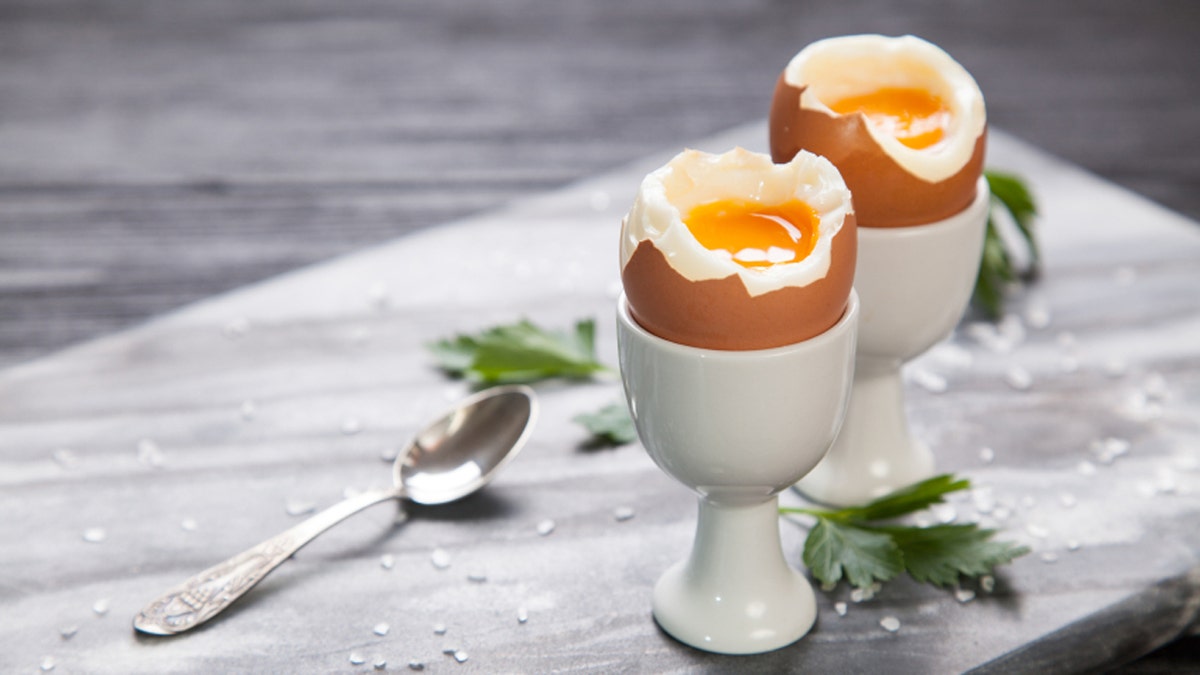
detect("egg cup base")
(651, 498), (817, 655)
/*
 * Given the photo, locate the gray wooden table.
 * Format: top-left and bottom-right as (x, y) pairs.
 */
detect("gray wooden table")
(2, 1), (1198, 672)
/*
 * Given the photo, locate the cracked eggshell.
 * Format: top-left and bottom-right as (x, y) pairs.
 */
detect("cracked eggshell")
(769, 34), (986, 228)
(620, 147), (856, 351)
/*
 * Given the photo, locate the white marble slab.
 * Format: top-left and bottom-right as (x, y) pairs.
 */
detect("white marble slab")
(1, 124), (1198, 673)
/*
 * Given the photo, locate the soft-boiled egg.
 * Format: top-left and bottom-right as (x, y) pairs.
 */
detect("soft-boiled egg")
(620, 147), (856, 351)
(769, 34), (986, 228)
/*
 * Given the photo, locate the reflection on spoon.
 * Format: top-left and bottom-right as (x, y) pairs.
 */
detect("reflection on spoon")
(132, 385), (537, 636)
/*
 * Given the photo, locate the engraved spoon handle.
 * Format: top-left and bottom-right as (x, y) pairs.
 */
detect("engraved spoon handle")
(133, 487), (403, 635)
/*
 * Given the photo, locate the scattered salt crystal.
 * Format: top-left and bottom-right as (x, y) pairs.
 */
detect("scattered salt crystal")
(1004, 367), (1033, 391)
(1025, 523), (1049, 539)
(58, 626), (78, 640)
(972, 487), (995, 515)
(1077, 461), (1098, 477)
(850, 583), (881, 603)
(52, 448), (77, 468)
(1024, 303), (1052, 329)
(453, 651), (469, 664)
(137, 439), (164, 468)
(408, 661), (426, 671)
(955, 588), (976, 604)
(928, 341), (975, 368)
(350, 652), (366, 665)
(368, 282), (390, 310)
(834, 602), (848, 616)
(1067, 540), (1081, 552)
(1156, 469), (1178, 495)
(536, 519), (556, 536)
(992, 506), (1011, 521)
(613, 506), (636, 522)
(1059, 493), (1077, 509)
(92, 598), (110, 616)
(373, 656), (387, 670)
(980, 575), (995, 593)
(222, 317), (251, 339)
(1040, 552), (1059, 564)
(181, 518), (198, 532)
(341, 418), (363, 435)
(380, 554), (395, 570)
(931, 503), (957, 524)
(979, 447), (995, 464)
(374, 622), (390, 636)
(431, 549), (451, 570)
(83, 527), (107, 543)
(433, 623), (447, 635)
(880, 616), (901, 633)
(240, 400), (257, 421)
(467, 572), (487, 583)
(1143, 372), (1168, 400)
(910, 368), (948, 394)
(517, 607), (529, 624)
(285, 499), (316, 517)
(1091, 437), (1131, 464)
(380, 446), (400, 463)
(1102, 357), (1128, 378)
(40, 656), (55, 672)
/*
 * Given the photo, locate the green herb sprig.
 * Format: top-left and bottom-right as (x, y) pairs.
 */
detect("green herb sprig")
(781, 474), (1029, 589)
(428, 318), (609, 385)
(572, 402), (638, 446)
(974, 170), (1040, 319)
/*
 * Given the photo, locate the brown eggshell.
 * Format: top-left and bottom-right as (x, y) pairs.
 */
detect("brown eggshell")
(621, 213), (857, 351)
(769, 77), (985, 228)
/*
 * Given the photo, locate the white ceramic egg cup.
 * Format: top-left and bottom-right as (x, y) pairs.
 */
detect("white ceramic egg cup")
(617, 292), (858, 655)
(797, 177), (989, 506)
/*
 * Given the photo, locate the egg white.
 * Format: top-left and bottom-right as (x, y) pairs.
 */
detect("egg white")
(783, 34), (986, 184)
(620, 147), (852, 298)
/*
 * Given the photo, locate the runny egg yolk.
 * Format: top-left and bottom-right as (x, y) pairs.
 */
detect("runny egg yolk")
(828, 87), (951, 150)
(684, 199), (819, 269)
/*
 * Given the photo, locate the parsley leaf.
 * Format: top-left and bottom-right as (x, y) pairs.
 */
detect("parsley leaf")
(836, 473), (971, 522)
(879, 524), (1030, 587)
(974, 170), (1040, 319)
(573, 402), (638, 446)
(782, 474), (1028, 590)
(428, 318), (609, 384)
(804, 517), (904, 588)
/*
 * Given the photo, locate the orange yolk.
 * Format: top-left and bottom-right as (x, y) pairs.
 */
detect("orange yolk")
(684, 199), (819, 269)
(829, 87), (951, 150)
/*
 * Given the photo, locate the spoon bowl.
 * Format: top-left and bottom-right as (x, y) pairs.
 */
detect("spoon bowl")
(133, 384), (537, 636)
(401, 386), (537, 505)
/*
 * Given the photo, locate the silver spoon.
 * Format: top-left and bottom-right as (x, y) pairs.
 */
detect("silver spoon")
(133, 384), (537, 636)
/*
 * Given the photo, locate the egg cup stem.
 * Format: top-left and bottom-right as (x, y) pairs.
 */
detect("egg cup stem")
(797, 355), (935, 506)
(653, 497), (816, 654)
